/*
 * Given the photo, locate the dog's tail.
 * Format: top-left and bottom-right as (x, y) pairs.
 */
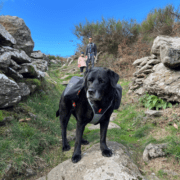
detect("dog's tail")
(56, 110), (60, 117)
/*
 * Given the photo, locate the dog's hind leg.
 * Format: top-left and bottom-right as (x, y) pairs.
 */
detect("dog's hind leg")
(59, 101), (72, 151)
(100, 120), (113, 157)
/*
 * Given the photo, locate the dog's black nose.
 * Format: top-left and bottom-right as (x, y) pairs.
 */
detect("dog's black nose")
(88, 89), (95, 95)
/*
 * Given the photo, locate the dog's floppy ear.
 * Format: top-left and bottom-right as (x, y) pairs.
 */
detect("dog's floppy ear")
(107, 69), (119, 88)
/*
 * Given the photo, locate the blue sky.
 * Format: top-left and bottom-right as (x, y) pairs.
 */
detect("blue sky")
(0, 0), (179, 57)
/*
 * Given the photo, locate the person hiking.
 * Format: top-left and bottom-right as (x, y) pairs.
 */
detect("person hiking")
(78, 52), (86, 75)
(85, 37), (97, 71)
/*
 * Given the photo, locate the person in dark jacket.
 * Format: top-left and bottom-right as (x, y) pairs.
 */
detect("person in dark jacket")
(85, 37), (97, 71)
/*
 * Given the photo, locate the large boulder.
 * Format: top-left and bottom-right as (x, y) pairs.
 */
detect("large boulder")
(0, 24), (16, 46)
(37, 141), (145, 180)
(0, 15), (34, 55)
(151, 36), (180, 69)
(160, 44), (180, 69)
(151, 36), (180, 55)
(143, 63), (180, 102)
(0, 73), (21, 108)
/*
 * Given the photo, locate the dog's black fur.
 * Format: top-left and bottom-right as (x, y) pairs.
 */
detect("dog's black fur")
(56, 67), (120, 163)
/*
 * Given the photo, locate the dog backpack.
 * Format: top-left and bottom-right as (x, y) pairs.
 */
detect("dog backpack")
(64, 76), (84, 101)
(114, 84), (122, 109)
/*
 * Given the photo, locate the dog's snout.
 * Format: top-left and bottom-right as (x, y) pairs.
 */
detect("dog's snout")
(88, 89), (95, 95)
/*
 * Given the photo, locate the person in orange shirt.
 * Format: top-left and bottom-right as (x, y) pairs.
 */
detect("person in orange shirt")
(78, 52), (87, 75)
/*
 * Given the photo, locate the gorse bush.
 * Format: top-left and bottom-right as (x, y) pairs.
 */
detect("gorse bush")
(73, 17), (140, 55)
(141, 5), (174, 35)
(139, 93), (172, 110)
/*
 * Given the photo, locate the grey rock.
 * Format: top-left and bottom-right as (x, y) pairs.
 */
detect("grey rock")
(138, 64), (153, 74)
(0, 24), (16, 46)
(6, 67), (23, 80)
(60, 75), (70, 79)
(110, 112), (118, 121)
(162, 169), (179, 176)
(30, 50), (44, 59)
(160, 44), (180, 68)
(18, 63), (39, 78)
(0, 73), (21, 108)
(143, 63), (180, 102)
(0, 52), (11, 70)
(25, 168), (37, 177)
(28, 112), (37, 119)
(147, 174), (160, 180)
(28, 84), (37, 93)
(50, 60), (57, 64)
(133, 57), (148, 66)
(147, 59), (161, 66)
(9, 59), (21, 70)
(143, 143), (168, 162)
(134, 87), (145, 95)
(129, 84), (140, 90)
(18, 83), (31, 97)
(67, 57), (73, 64)
(0, 116), (13, 126)
(37, 141), (145, 180)
(151, 35), (180, 55)
(68, 59), (73, 66)
(0, 15), (34, 55)
(0, 51), (31, 69)
(139, 57), (149, 67)
(4, 128), (12, 136)
(145, 110), (163, 117)
(32, 59), (48, 72)
(2, 163), (17, 180)
(88, 122), (121, 130)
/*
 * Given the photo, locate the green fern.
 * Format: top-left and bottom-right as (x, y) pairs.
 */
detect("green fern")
(139, 93), (172, 110)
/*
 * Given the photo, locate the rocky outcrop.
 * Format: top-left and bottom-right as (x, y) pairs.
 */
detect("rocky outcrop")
(37, 141), (145, 180)
(0, 16), (50, 108)
(129, 36), (180, 102)
(0, 24), (16, 46)
(0, 15), (34, 55)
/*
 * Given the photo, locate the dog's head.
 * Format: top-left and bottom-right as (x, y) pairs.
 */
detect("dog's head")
(83, 67), (119, 101)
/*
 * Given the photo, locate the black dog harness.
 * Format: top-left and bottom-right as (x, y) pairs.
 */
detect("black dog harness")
(87, 97), (114, 125)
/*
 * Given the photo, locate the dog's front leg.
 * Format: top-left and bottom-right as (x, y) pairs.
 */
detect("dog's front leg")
(100, 120), (112, 157)
(72, 123), (85, 163)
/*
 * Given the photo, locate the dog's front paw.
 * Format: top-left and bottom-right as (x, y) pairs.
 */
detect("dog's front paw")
(102, 149), (112, 157)
(62, 144), (71, 151)
(71, 154), (81, 163)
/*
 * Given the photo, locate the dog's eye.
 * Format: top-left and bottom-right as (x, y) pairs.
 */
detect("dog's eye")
(88, 78), (94, 82)
(99, 78), (104, 83)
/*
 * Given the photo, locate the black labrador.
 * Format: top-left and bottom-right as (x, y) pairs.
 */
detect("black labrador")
(56, 67), (121, 163)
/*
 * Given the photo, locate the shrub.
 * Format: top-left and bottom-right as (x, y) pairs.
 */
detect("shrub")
(140, 5), (174, 35)
(139, 93), (172, 110)
(73, 17), (140, 56)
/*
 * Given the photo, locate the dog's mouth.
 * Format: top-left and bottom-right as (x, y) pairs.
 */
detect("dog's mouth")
(86, 90), (102, 101)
